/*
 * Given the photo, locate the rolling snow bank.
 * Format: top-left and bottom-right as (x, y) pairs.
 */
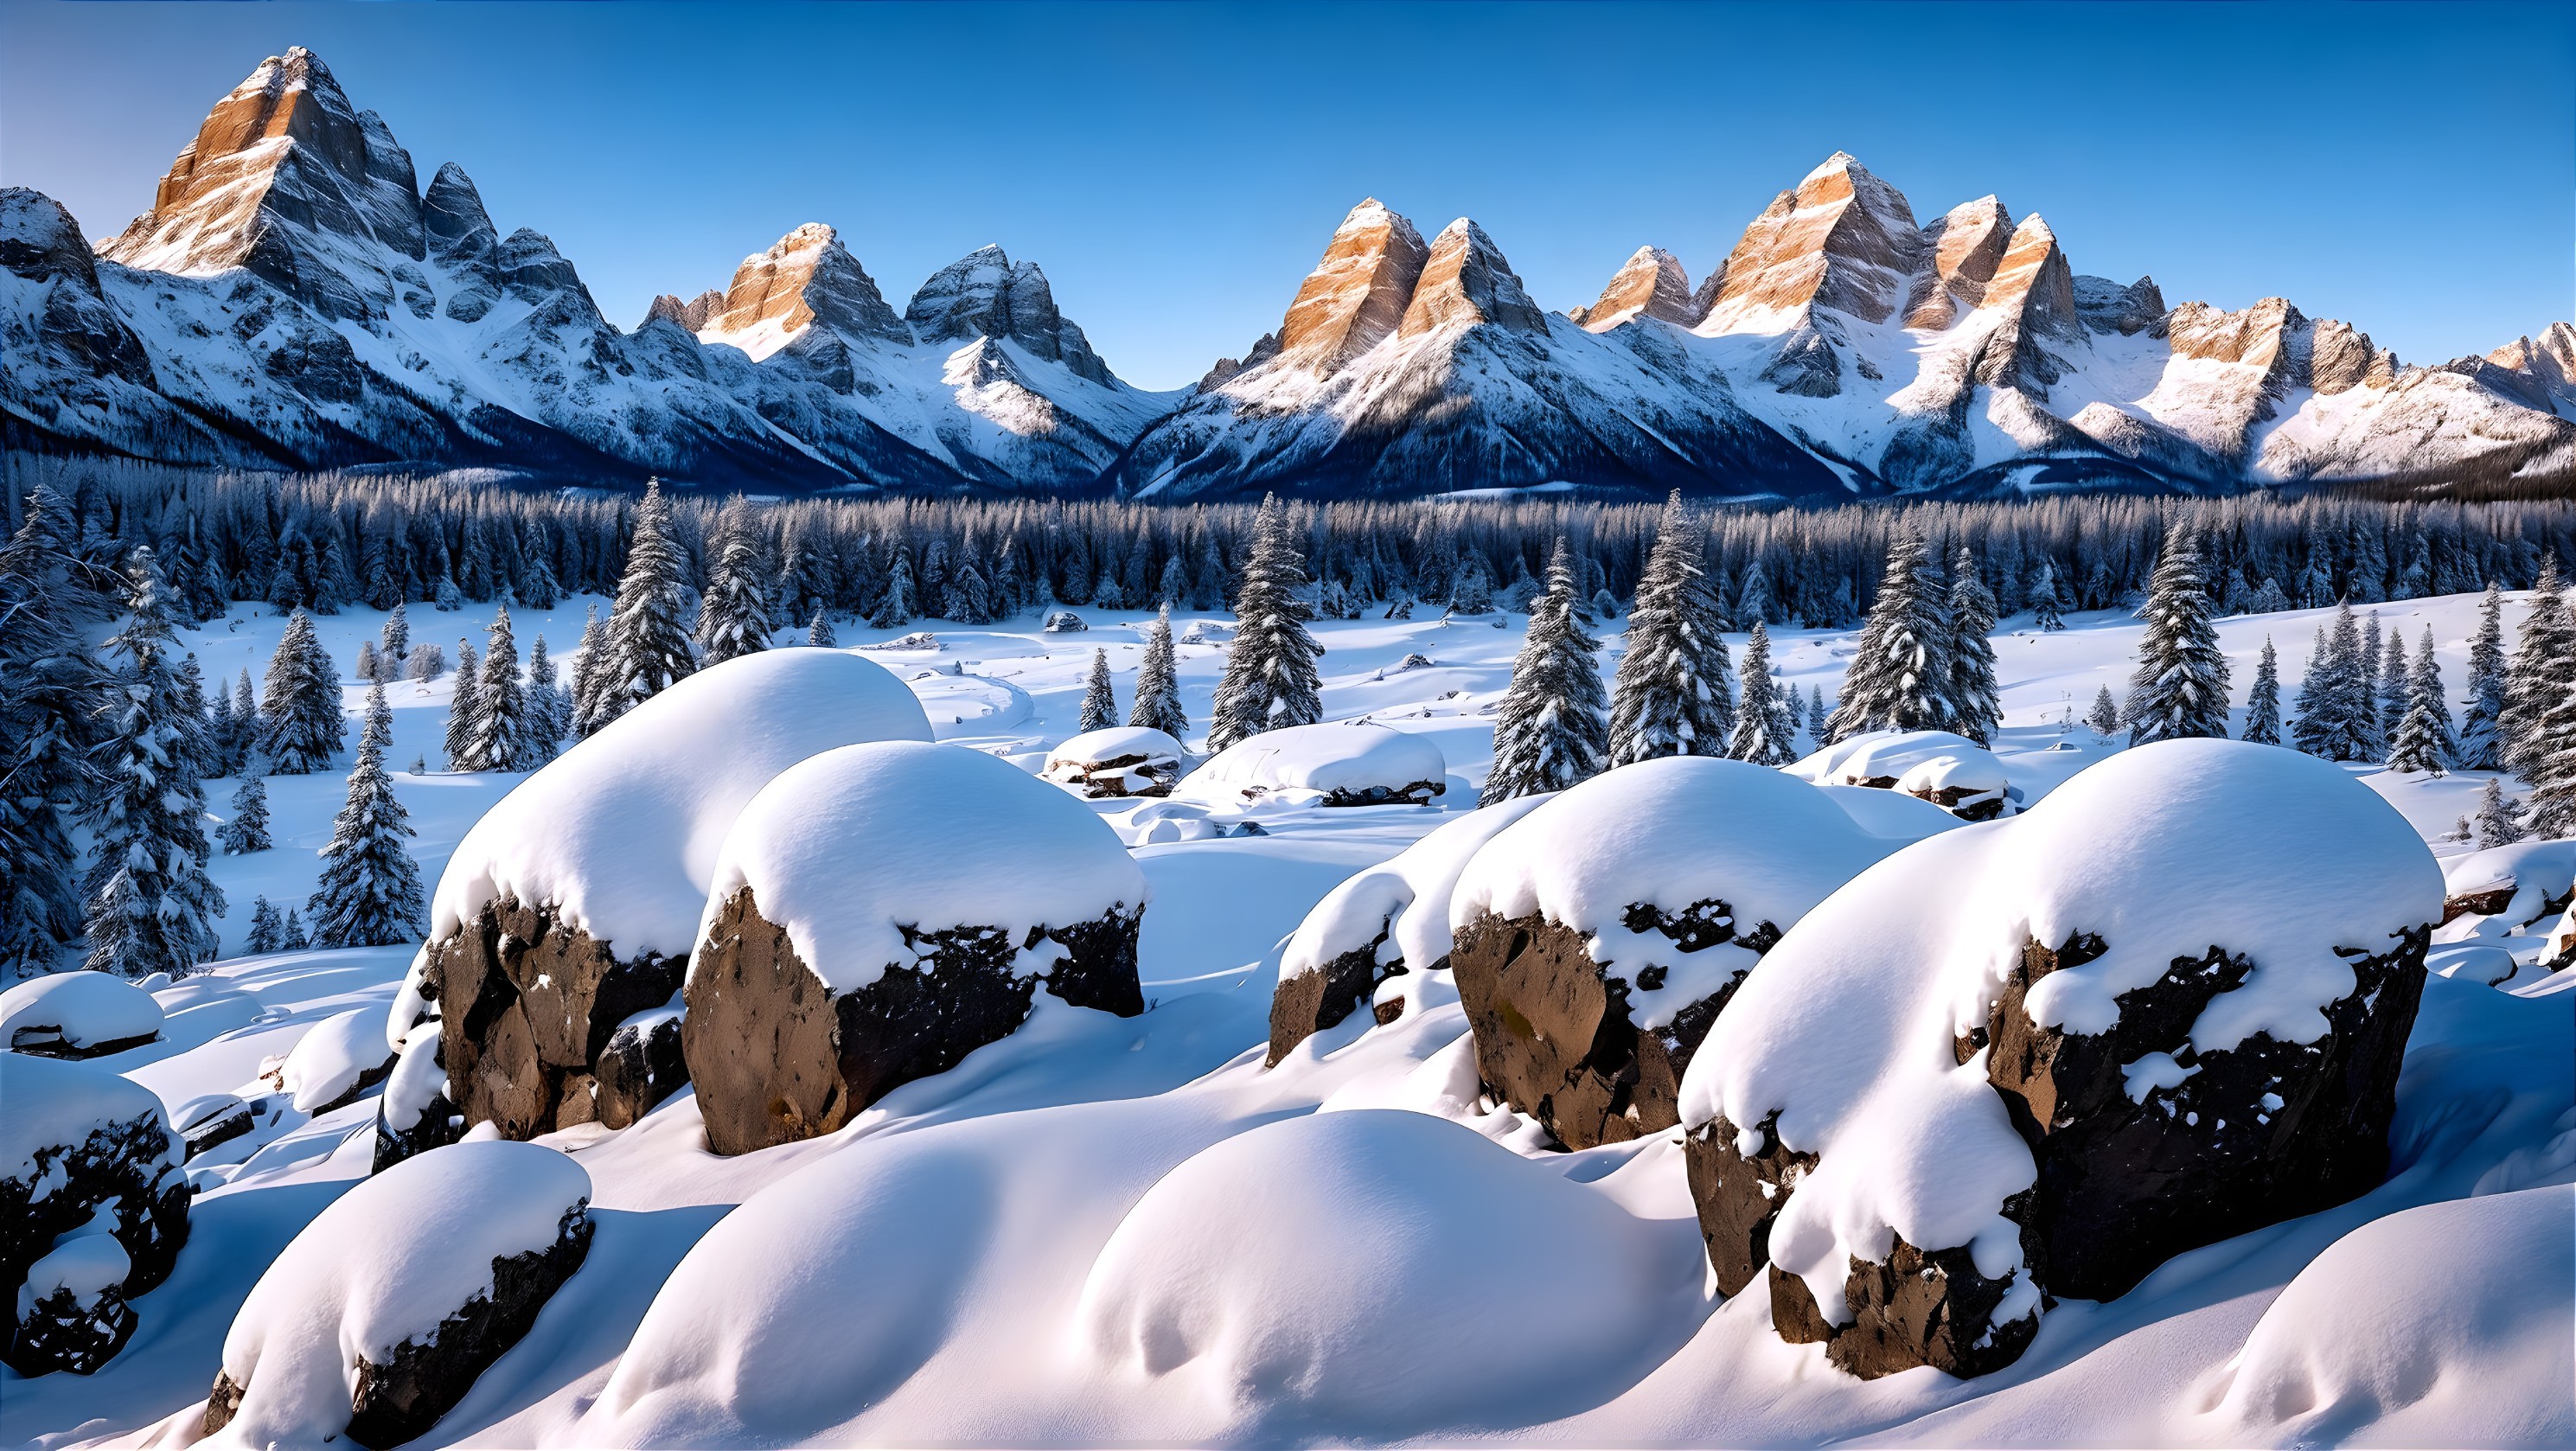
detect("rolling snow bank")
(0, 970), (165, 1058)
(1268, 795), (1550, 1066)
(1176, 723), (1448, 808)
(1043, 726), (1186, 799)
(1445, 757), (1903, 1149)
(277, 1006), (394, 1115)
(201, 1140), (592, 1449)
(1075, 1110), (1703, 1440)
(683, 741), (1149, 1155)
(1678, 738), (2444, 1379)
(1792, 728), (2018, 819)
(2438, 839), (2576, 938)
(412, 649), (933, 1141)
(1, 1053), (189, 1375)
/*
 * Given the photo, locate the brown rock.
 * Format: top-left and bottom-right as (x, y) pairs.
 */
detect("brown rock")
(1766, 1222), (2041, 1381)
(694, 223), (911, 348)
(1266, 933), (1390, 1070)
(1569, 247), (1697, 331)
(1277, 198), (1430, 375)
(1700, 152), (1922, 336)
(683, 886), (1145, 1156)
(1902, 195), (2013, 330)
(1398, 220), (1546, 339)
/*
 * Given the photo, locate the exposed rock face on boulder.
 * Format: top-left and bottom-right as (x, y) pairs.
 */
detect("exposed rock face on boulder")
(1, 971), (164, 1059)
(202, 1141), (591, 1448)
(1043, 726), (1185, 799)
(1679, 740), (2442, 1380)
(684, 743), (1149, 1156)
(1447, 758), (1901, 1149)
(1793, 729), (2017, 819)
(2, 1054), (190, 1376)
(1268, 797), (1550, 1066)
(172, 1093), (257, 1160)
(1176, 723), (1448, 809)
(419, 649), (933, 1141)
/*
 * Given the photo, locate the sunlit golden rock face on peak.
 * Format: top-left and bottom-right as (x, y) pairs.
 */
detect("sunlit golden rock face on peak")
(1569, 246), (1701, 332)
(1698, 151), (1923, 336)
(691, 223), (910, 352)
(1276, 198), (1430, 377)
(1398, 219), (1546, 340)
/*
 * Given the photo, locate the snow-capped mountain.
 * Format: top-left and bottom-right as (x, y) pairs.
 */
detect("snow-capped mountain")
(3, 50), (2566, 499)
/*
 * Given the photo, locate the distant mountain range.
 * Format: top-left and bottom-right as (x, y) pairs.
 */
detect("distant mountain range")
(4, 47), (2570, 500)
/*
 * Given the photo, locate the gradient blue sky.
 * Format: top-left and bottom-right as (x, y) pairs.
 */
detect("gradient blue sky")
(3, 1), (2569, 389)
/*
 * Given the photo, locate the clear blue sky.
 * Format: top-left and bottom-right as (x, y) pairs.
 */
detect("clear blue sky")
(3, 1), (2569, 390)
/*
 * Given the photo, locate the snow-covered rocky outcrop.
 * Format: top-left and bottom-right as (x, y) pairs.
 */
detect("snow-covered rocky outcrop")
(1173, 721), (1448, 807)
(410, 649), (932, 1141)
(683, 741), (1148, 1155)
(2436, 840), (2575, 940)
(1445, 757), (1904, 1149)
(0, 971), (164, 1059)
(2, 1054), (190, 1375)
(1678, 739), (2442, 1378)
(1041, 726), (1186, 799)
(200, 1141), (591, 1448)
(1793, 728), (2019, 819)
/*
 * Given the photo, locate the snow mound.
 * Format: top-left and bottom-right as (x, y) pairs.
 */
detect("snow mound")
(2439, 840), (2576, 936)
(1791, 728), (2017, 818)
(2202, 1184), (2575, 1446)
(0, 1051), (176, 1184)
(693, 741), (1147, 996)
(0, 972), (163, 1057)
(1044, 726), (1185, 798)
(429, 649), (933, 960)
(1678, 739), (2442, 1361)
(1453, 756), (1901, 1027)
(210, 1141), (591, 1448)
(1075, 1110), (1697, 1438)
(1175, 723), (1447, 808)
(1814, 781), (1966, 840)
(278, 1007), (393, 1114)
(909, 668), (1035, 736)
(1283, 796), (1550, 994)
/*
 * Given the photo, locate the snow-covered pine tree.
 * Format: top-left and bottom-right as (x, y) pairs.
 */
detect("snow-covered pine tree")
(257, 608), (344, 774)
(1807, 685), (1829, 745)
(0, 483), (102, 974)
(947, 560), (994, 624)
(355, 639), (381, 685)
(694, 518), (775, 667)
(1735, 558), (1776, 628)
(244, 896), (283, 955)
(1128, 604), (1188, 738)
(1077, 649), (1117, 732)
(82, 548), (226, 977)
(2087, 684), (2121, 738)
(568, 604), (607, 737)
(406, 643), (445, 684)
(2387, 625), (2457, 775)
(2125, 533), (2233, 746)
(307, 681), (427, 949)
(1825, 534), (1954, 742)
(2028, 559), (2067, 631)
(2502, 559), (2574, 782)
(1447, 555), (1493, 616)
(1607, 493), (1735, 766)
(2240, 636), (2283, 745)
(807, 608), (837, 648)
(445, 639), (482, 771)
(278, 907), (309, 952)
(2526, 678), (2576, 841)
(522, 635), (566, 769)
(227, 668), (257, 773)
(1483, 538), (1609, 804)
(471, 604), (528, 772)
(2474, 777), (2525, 848)
(2356, 612), (2387, 759)
(2288, 604), (2374, 761)
(1947, 545), (2003, 745)
(219, 773), (272, 854)
(2458, 583), (2509, 770)
(599, 480), (698, 725)
(1726, 623), (1801, 765)
(1207, 495), (1325, 754)
(871, 548), (917, 629)
(2376, 623), (2413, 752)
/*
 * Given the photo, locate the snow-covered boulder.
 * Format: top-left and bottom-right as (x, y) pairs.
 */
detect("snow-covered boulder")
(683, 742), (1148, 1156)
(201, 1141), (592, 1448)
(1268, 796), (1550, 1066)
(1447, 757), (1902, 1150)
(1042, 726), (1186, 799)
(1042, 610), (1088, 633)
(1075, 1111), (1698, 1439)
(278, 1007), (395, 1115)
(1678, 740), (2441, 1379)
(417, 649), (932, 1141)
(171, 1094), (256, 1160)
(1791, 729), (2017, 820)
(2545, 904), (2576, 973)
(1, 972), (163, 1059)
(2437, 840), (2575, 935)
(1174, 723), (1448, 809)
(2, 1054), (189, 1375)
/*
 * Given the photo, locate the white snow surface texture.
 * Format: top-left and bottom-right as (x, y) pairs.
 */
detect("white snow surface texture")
(0, 970), (163, 1051)
(208, 1141), (590, 1449)
(1678, 738), (2445, 1328)
(692, 741), (1148, 995)
(1177, 723), (1446, 802)
(1282, 793), (1550, 987)
(429, 649), (932, 959)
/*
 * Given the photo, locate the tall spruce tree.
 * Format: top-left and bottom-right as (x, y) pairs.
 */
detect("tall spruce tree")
(600, 479), (698, 724)
(2502, 558), (2574, 781)
(219, 773), (272, 854)
(1484, 538), (1609, 804)
(1128, 604), (1188, 738)
(244, 896), (283, 955)
(470, 605), (529, 771)
(2125, 534), (2233, 745)
(2458, 583), (2509, 770)
(82, 548), (226, 977)
(694, 517), (775, 666)
(1208, 495), (1325, 754)
(1825, 534), (1954, 742)
(1947, 544), (2003, 745)
(569, 604), (609, 738)
(1726, 622), (1802, 765)
(2356, 612), (2387, 759)
(307, 681), (426, 949)
(2029, 559), (2068, 631)
(225, 668), (258, 773)
(871, 548), (917, 629)
(258, 608), (344, 774)
(445, 639), (483, 771)
(1608, 493), (1735, 766)
(2290, 604), (2375, 761)
(2376, 623), (2412, 750)
(1077, 649), (1117, 732)
(278, 907), (309, 952)
(2387, 626), (2457, 774)
(522, 634), (566, 768)
(2240, 636), (2283, 745)
(0, 483), (101, 973)
(2526, 678), (2576, 840)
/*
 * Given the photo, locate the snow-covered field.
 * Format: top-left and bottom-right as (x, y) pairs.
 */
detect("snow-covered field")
(5, 590), (2570, 1449)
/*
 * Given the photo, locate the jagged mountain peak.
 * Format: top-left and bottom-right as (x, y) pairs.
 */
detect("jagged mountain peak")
(2074, 274), (2166, 336)
(1903, 195), (2014, 329)
(904, 244), (1110, 381)
(1700, 150), (1922, 337)
(1277, 196), (1430, 377)
(1398, 218), (1545, 339)
(1569, 246), (1701, 331)
(0, 187), (101, 290)
(420, 160), (497, 268)
(694, 222), (909, 355)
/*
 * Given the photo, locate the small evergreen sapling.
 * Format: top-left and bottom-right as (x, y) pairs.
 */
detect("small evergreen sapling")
(220, 774), (272, 854)
(2458, 584), (2509, 771)
(2086, 685), (2122, 738)
(278, 908), (309, 952)
(2386, 626), (2457, 775)
(445, 639), (482, 771)
(1077, 649), (1118, 733)
(1128, 605), (1188, 739)
(522, 634), (566, 768)
(807, 608), (837, 648)
(2240, 636), (2283, 746)
(2474, 777), (2526, 848)
(470, 604), (529, 772)
(244, 896), (283, 955)
(1726, 623), (1801, 766)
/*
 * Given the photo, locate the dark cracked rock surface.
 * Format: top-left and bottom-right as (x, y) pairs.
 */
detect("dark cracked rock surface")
(2, 1069), (190, 1377)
